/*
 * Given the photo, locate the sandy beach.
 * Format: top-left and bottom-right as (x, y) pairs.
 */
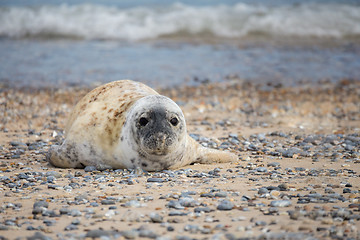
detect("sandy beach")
(0, 79), (359, 239)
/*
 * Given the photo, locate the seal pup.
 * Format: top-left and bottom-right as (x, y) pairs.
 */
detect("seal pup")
(47, 80), (237, 171)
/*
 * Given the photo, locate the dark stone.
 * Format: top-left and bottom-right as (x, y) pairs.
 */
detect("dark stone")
(26, 232), (52, 240)
(147, 178), (164, 183)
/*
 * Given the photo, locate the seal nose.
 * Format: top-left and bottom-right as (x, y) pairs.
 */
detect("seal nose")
(155, 133), (167, 151)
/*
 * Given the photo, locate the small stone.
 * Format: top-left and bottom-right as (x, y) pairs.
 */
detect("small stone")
(270, 190), (281, 198)
(64, 224), (78, 231)
(217, 200), (234, 211)
(33, 201), (49, 209)
(149, 213), (163, 223)
(26, 232), (52, 240)
(101, 199), (115, 205)
(268, 207), (279, 214)
(215, 192), (227, 198)
(10, 141), (26, 147)
(75, 194), (88, 202)
(278, 183), (288, 191)
(0, 224), (8, 231)
(90, 202), (99, 207)
(267, 162), (280, 167)
(46, 171), (62, 178)
(270, 200), (292, 207)
(179, 197), (198, 207)
(48, 184), (62, 190)
(288, 211), (300, 220)
(194, 207), (212, 213)
(283, 147), (303, 158)
(70, 209), (82, 217)
(147, 178), (164, 183)
(258, 187), (269, 195)
(124, 200), (141, 208)
(71, 219), (81, 225)
(169, 211), (188, 216)
(256, 167), (268, 172)
(43, 219), (56, 226)
(343, 188), (352, 193)
(255, 221), (266, 226)
(167, 226), (175, 232)
(86, 229), (112, 238)
(122, 229), (139, 239)
(84, 166), (97, 172)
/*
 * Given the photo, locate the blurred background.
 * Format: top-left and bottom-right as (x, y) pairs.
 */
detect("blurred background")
(0, 0), (359, 89)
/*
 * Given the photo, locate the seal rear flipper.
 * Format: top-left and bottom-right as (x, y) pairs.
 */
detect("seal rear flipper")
(47, 144), (84, 168)
(187, 136), (238, 165)
(195, 146), (238, 164)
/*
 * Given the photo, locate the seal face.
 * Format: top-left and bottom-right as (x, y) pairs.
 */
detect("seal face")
(131, 96), (185, 157)
(120, 95), (187, 171)
(47, 80), (237, 171)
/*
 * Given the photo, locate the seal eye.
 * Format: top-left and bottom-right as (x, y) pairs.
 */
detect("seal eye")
(170, 117), (179, 126)
(139, 117), (149, 127)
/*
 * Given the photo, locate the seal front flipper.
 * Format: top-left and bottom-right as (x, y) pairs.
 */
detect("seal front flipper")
(190, 137), (238, 165)
(47, 141), (84, 168)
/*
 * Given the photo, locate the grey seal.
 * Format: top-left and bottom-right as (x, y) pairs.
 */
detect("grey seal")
(47, 80), (237, 171)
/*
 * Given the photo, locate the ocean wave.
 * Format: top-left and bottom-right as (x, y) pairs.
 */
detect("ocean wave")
(1, 3), (360, 41)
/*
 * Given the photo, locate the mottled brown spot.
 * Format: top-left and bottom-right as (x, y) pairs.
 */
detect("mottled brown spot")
(88, 86), (108, 103)
(114, 110), (124, 118)
(80, 104), (86, 111)
(105, 125), (112, 135)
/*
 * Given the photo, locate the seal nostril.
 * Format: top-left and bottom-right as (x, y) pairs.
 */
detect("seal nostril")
(139, 117), (149, 127)
(170, 117), (178, 126)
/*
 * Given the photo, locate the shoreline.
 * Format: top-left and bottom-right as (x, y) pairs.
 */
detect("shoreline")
(0, 80), (359, 239)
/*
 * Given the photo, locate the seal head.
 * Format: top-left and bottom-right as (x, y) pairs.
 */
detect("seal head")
(125, 95), (186, 166)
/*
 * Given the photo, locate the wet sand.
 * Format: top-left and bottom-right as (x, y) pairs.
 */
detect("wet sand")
(0, 79), (359, 239)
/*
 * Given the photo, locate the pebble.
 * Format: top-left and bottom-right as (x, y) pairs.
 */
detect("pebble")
(84, 166), (97, 172)
(258, 187), (269, 195)
(256, 167), (268, 172)
(267, 162), (280, 167)
(194, 207), (212, 213)
(147, 178), (165, 183)
(169, 211), (188, 216)
(0, 224), (8, 231)
(149, 212), (163, 223)
(101, 199), (115, 205)
(26, 232), (52, 240)
(85, 229), (113, 238)
(217, 200), (234, 211)
(124, 200), (142, 208)
(64, 224), (78, 231)
(122, 229), (139, 239)
(270, 200), (292, 207)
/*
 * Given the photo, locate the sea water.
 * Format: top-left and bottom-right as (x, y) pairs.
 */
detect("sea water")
(0, 0), (359, 88)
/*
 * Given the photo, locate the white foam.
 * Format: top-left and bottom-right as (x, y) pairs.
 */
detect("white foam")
(0, 3), (359, 40)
